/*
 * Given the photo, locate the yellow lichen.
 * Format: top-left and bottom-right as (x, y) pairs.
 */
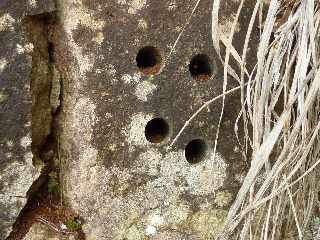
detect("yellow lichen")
(189, 209), (227, 239)
(214, 191), (233, 208)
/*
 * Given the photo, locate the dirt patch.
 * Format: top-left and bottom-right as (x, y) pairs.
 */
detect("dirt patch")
(6, 178), (85, 240)
(139, 63), (162, 75)
(192, 74), (211, 81)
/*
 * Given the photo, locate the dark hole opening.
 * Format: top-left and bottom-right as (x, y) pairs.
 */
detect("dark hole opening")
(145, 118), (169, 143)
(48, 41), (55, 64)
(136, 46), (162, 75)
(189, 54), (212, 80)
(185, 139), (208, 164)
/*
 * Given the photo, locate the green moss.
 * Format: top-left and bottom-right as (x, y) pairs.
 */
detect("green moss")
(48, 181), (60, 194)
(214, 191), (233, 207)
(188, 209), (227, 239)
(66, 218), (82, 231)
(0, 91), (9, 104)
(123, 225), (145, 240)
(313, 216), (320, 226)
(48, 171), (61, 194)
(33, 157), (45, 166)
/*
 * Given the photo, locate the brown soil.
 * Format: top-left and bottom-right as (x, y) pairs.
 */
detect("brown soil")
(193, 73), (211, 81)
(6, 178), (85, 240)
(139, 64), (161, 75)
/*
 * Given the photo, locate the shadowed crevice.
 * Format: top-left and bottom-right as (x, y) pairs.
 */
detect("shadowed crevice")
(6, 9), (85, 240)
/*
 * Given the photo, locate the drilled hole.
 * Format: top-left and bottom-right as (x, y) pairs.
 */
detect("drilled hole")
(185, 139), (208, 164)
(145, 118), (169, 143)
(189, 54), (212, 81)
(136, 46), (162, 75)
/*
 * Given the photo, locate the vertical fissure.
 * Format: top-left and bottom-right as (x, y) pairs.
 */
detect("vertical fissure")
(6, 8), (84, 240)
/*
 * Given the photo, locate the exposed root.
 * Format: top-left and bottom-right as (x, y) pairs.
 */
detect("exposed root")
(6, 177), (85, 240)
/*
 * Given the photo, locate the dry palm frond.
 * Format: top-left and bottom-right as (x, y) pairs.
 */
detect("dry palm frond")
(209, 0), (320, 239)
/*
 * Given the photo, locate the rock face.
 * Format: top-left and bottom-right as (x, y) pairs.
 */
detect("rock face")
(0, 1), (55, 238)
(56, 0), (258, 239)
(1, 0), (259, 239)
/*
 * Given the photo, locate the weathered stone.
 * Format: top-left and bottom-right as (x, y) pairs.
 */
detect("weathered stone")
(1, 0), (260, 239)
(0, 1), (55, 238)
(54, 0), (259, 239)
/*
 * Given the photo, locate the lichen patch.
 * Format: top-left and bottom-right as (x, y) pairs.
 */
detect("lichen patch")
(128, 0), (148, 14)
(137, 19), (148, 30)
(124, 112), (153, 151)
(70, 44), (94, 77)
(28, 0), (37, 8)
(64, 5), (105, 32)
(0, 58), (8, 73)
(134, 80), (157, 102)
(163, 202), (191, 226)
(190, 208), (227, 238)
(117, 0), (127, 4)
(148, 212), (164, 227)
(168, 1), (177, 11)
(0, 13), (15, 32)
(63, 143), (228, 239)
(62, 2), (105, 77)
(92, 31), (104, 45)
(20, 134), (32, 149)
(135, 149), (163, 176)
(66, 97), (99, 211)
(0, 156), (38, 196)
(121, 73), (141, 84)
(72, 97), (98, 143)
(0, 90), (9, 104)
(0, 154), (41, 238)
(16, 43), (34, 55)
(159, 150), (227, 196)
(145, 225), (157, 236)
(214, 191), (233, 208)
(144, 212), (164, 236)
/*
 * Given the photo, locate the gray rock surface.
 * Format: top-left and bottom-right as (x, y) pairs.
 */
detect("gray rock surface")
(55, 0), (258, 239)
(0, 0), (260, 239)
(0, 1), (55, 238)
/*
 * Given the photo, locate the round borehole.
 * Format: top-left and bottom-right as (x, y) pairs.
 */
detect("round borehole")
(189, 54), (212, 81)
(145, 118), (169, 143)
(136, 46), (162, 75)
(185, 139), (208, 164)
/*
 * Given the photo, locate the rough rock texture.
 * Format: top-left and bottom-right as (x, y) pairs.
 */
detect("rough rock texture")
(0, 1), (55, 238)
(55, 0), (259, 239)
(1, 0), (260, 239)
